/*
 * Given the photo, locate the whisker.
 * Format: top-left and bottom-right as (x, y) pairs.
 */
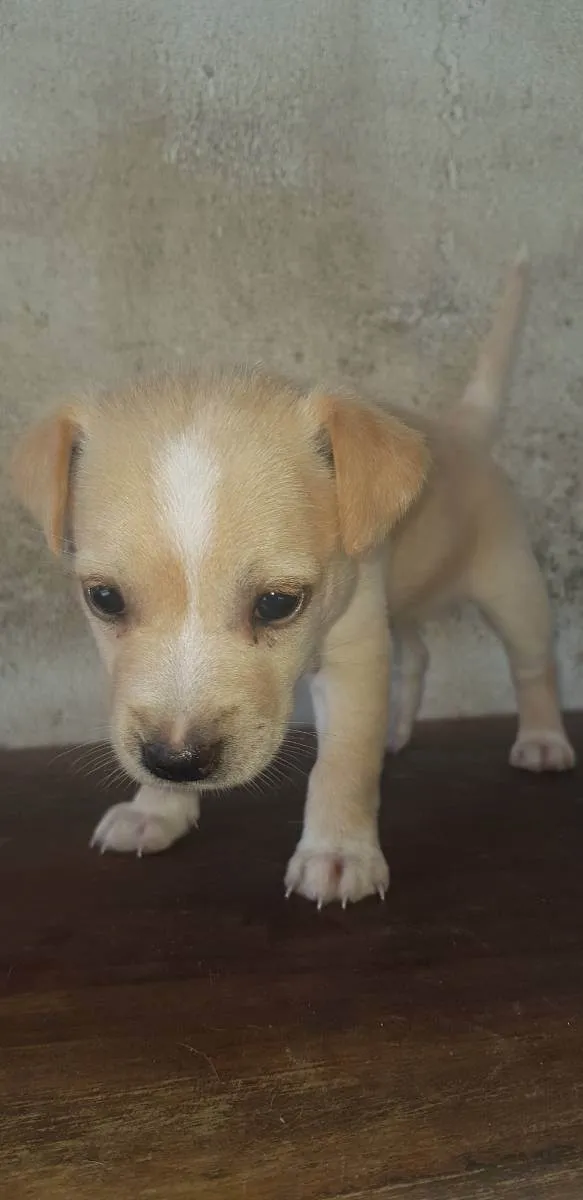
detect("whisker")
(100, 764), (132, 792)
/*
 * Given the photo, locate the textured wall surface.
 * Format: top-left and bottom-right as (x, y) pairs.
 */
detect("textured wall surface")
(1, 0), (582, 746)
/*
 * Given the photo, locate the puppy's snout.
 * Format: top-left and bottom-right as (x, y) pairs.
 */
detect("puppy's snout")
(141, 738), (223, 784)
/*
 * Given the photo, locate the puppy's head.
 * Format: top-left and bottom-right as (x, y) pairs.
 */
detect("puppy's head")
(12, 371), (427, 790)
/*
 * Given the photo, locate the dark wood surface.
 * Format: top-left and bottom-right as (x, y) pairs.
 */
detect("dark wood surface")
(1, 717), (583, 1199)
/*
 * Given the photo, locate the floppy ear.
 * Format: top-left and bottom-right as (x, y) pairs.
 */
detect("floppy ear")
(316, 394), (430, 557)
(11, 405), (87, 556)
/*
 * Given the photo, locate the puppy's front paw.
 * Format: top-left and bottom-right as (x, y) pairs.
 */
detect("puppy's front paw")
(510, 731), (576, 773)
(91, 793), (198, 856)
(285, 839), (389, 908)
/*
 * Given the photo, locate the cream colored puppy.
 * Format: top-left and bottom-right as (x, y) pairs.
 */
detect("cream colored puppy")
(12, 253), (574, 906)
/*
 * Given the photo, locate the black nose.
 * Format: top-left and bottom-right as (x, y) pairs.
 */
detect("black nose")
(141, 740), (222, 783)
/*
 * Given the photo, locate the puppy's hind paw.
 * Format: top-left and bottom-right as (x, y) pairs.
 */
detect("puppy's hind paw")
(386, 720), (414, 754)
(510, 731), (576, 773)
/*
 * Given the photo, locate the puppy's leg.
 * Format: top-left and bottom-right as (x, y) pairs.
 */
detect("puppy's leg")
(471, 537), (575, 772)
(387, 624), (429, 753)
(285, 561), (390, 907)
(91, 785), (200, 855)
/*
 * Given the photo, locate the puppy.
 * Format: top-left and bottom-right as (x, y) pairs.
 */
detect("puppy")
(12, 252), (574, 906)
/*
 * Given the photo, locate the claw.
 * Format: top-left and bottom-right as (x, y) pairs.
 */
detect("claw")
(285, 885), (292, 899)
(137, 848), (143, 859)
(377, 886), (386, 902)
(341, 897), (347, 910)
(317, 898), (323, 912)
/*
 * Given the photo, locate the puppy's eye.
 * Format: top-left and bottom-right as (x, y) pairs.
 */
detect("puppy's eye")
(85, 584), (126, 620)
(253, 590), (305, 626)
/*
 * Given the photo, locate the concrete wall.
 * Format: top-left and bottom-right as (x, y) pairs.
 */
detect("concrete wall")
(1, 0), (582, 746)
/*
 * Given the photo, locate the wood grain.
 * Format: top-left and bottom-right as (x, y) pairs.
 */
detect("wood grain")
(0, 717), (582, 1198)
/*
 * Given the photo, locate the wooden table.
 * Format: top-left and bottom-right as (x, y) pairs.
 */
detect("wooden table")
(1, 717), (582, 1198)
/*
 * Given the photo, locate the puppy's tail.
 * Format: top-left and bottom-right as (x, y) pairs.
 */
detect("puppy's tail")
(449, 246), (530, 446)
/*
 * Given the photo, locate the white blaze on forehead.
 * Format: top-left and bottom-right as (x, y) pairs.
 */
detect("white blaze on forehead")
(154, 433), (221, 706)
(155, 432), (220, 579)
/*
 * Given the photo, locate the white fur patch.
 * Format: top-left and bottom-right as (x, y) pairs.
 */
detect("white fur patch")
(155, 432), (220, 579)
(154, 434), (220, 709)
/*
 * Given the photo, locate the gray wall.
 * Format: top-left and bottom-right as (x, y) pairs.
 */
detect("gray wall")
(1, 0), (582, 746)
